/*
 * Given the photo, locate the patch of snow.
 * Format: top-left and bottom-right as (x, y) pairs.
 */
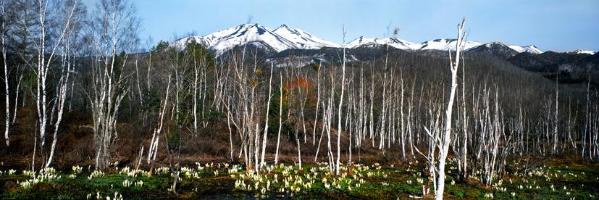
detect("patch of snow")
(570, 49), (595, 55)
(508, 45), (543, 54)
(174, 23), (299, 56)
(419, 39), (482, 51)
(207, 24), (297, 55)
(172, 23), (553, 57)
(272, 24), (340, 49)
(172, 36), (208, 50)
(347, 36), (421, 50)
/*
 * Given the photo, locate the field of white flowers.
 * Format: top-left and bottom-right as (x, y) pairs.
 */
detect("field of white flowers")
(0, 159), (597, 199)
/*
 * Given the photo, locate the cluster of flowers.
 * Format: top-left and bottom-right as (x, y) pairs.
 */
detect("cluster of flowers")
(88, 170), (104, 180)
(0, 169), (17, 176)
(119, 166), (150, 178)
(491, 179), (507, 192)
(72, 165), (83, 174)
(155, 167), (170, 175)
(121, 179), (144, 188)
(233, 164), (313, 196)
(232, 162), (390, 196)
(18, 167), (61, 190)
(175, 162), (240, 180)
(86, 191), (123, 200)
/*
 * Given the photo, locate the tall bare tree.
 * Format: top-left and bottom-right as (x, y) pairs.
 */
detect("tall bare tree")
(46, 0), (87, 168)
(0, 0), (10, 146)
(88, 0), (139, 169)
(333, 26), (347, 175)
(433, 18), (466, 200)
(27, 0), (82, 169)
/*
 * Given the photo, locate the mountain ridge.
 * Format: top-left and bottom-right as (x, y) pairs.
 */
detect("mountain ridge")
(173, 23), (564, 56)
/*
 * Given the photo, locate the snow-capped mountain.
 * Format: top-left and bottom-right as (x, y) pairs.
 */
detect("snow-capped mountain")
(206, 24), (298, 55)
(173, 23), (555, 57)
(508, 45), (543, 54)
(173, 36), (209, 49)
(467, 42), (522, 59)
(346, 37), (543, 55)
(569, 49), (595, 55)
(272, 24), (340, 49)
(174, 24), (294, 55)
(347, 36), (421, 50)
(175, 23), (340, 55)
(419, 39), (483, 51)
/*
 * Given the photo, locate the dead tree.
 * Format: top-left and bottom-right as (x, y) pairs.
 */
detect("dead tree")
(259, 63), (273, 167)
(335, 26), (347, 175)
(274, 71), (283, 164)
(147, 75), (171, 172)
(434, 18), (466, 200)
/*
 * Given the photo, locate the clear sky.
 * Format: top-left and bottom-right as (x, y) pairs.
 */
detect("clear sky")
(83, 0), (599, 52)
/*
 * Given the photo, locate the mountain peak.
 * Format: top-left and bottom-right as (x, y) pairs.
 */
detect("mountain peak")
(277, 24), (290, 29)
(420, 38), (482, 51)
(174, 23), (341, 55)
(272, 24), (340, 49)
(273, 24), (300, 35)
(348, 36), (420, 50)
(508, 44), (542, 54)
(191, 23), (297, 55)
(172, 23), (549, 57)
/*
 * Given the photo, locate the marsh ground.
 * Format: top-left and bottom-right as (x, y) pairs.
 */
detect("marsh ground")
(0, 157), (597, 199)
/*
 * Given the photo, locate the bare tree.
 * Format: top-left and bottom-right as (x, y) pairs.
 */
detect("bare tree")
(0, 0), (10, 146)
(434, 18), (466, 200)
(312, 61), (322, 145)
(46, 0), (86, 168)
(334, 26), (347, 175)
(260, 63), (273, 167)
(274, 71), (283, 164)
(147, 75), (171, 171)
(88, 0), (139, 169)
(553, 71), (559, 154)
(26, 0), (82, 168)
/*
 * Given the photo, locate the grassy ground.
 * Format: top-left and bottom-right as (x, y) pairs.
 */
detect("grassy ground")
(0, 159), (597, 199)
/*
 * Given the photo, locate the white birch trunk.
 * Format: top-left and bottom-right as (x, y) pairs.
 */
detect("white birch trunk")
(260, 64), (273, 167)
(435, 18), (465, 200)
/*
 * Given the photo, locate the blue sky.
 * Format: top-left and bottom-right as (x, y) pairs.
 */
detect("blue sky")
(83, 0), (599, 51)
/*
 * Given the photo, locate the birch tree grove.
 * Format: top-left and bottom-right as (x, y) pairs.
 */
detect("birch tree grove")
(45, 0), (86, 168)
(29, 0), (84, 169)
(89, 0), (139, 169)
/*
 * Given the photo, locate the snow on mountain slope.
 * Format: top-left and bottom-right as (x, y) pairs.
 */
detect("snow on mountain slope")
(174, 23), (298, 55)
(272, 24), (340, 49)
(206, 24), (298, 55)
(419, 39), (482, 51)
(173, 36), (209, 49)
(172, 23), (552, 57)
(174, 23), (342, 56)
(347, 36), (421, 50)
(508, 45), (543, 54)
(345, 37), (545, 56)
(570, 49), (595, 55)
(417, 39), (543, 54)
